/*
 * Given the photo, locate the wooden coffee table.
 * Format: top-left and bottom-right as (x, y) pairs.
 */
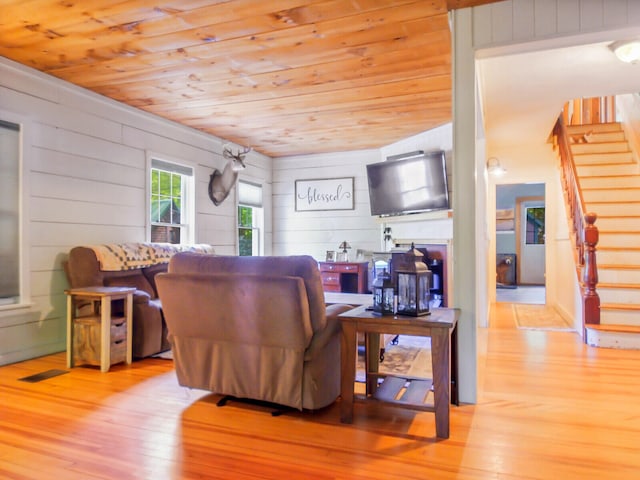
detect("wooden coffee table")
(338, 305), (459, 439)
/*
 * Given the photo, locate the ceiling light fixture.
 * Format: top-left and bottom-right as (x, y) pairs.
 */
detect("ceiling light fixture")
(486, 157), (506, 176)
(609, 39), (640, 64)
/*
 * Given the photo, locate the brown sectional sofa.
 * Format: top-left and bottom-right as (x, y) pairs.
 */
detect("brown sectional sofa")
(156, 252), (354, 410)
(65, 243), (214, 358)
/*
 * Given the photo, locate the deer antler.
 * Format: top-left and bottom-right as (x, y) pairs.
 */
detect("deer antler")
(222, 145), (251, 170)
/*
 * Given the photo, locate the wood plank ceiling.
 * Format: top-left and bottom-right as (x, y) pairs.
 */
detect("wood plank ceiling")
(0, 0), (501, 157)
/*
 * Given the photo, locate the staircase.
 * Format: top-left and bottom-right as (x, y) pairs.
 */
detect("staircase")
(567, 122), (640, 348)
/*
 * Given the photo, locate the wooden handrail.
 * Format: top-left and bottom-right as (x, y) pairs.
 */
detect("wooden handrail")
(552, 115), (600, 326)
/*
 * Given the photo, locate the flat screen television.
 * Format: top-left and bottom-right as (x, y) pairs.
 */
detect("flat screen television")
(366, 150), (450, 217)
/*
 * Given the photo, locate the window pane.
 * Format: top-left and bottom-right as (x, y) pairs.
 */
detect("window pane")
(0, 120), (20, 303)
(150, 197), (160, 222)
(526, 207), (545, 244)
(238, 205), (253, 228)
(238, 227), (253, 256)
(151, 225), (181, 244)
(159, 171), (171, 195)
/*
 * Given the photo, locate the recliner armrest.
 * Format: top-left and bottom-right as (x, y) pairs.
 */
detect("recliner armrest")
(132, 290), (152, 304)
(304, 303), (354, 360)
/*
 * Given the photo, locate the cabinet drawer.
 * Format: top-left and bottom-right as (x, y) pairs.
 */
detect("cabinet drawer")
(321, 272), (341, 286)
(319, 262), (338, 272)
(341, 264), (360, 272)
(110, 338), (127, 364)
(111, 317), (127, 343)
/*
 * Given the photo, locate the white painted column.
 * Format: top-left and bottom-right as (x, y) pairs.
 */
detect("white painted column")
(451, 8), (477, 404)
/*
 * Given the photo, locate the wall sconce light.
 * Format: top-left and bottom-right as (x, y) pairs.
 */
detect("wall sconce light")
(609, 39), (640, 64)
(486, 157), (507, 176)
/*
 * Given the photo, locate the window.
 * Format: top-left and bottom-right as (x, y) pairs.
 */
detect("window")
(0, 120), (21, 306)
(149, 157), (194, 245)
(237, 181), (263, 256)
(525, 207), (545, 244)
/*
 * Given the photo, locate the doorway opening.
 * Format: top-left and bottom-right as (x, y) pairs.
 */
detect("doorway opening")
(495, 183), (546, 304)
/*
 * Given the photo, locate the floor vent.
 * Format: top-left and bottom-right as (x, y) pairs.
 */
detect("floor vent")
(19, 369), (68, 383)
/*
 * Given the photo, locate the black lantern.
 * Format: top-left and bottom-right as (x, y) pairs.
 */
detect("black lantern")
(372, 268), (394, 315)
(395, 244), (431, 316)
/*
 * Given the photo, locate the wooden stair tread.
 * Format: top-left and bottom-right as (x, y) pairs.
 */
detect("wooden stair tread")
(578, 174), (640, 179)
(575, 162), (635, 167)
(598, 246), (640, 251)
(598, 282), (640, 289)
(599, 264), (640, 270)
(601, 303), (640, 311)
(587, 200), (640, 204)
(585, 324), (640, 334)
(583, 187), (640, 191)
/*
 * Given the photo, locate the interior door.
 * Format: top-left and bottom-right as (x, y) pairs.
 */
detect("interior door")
(518, 199), (545, 285)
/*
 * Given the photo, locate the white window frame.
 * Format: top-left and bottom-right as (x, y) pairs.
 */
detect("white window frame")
(0, 109), (31, 314)
(146, 153), (195, 245)
(237, 180), (264, 256)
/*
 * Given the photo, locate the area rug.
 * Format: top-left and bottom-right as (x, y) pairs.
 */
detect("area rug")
(513, 304), (574, 331)
(356, 335), (432, 383)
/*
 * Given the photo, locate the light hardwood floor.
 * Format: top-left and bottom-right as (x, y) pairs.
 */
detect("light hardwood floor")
(1, 303), (640, 479)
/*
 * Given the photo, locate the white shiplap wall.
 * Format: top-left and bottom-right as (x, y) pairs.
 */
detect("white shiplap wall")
(473, 0), (640, 50)
(272, 124), (454, 262)
(272, 149), (382, 260)
(0, 57), (272, 366)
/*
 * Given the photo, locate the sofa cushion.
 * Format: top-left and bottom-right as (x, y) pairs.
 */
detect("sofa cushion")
(104, 270), (155, 297)
(142, 263), (168, 297)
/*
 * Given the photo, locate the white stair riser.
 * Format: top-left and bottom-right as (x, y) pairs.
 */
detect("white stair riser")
(585, 328), (640, 349)
(577, 164), (639, 176)
(571, 142), (630, 154)
(573, 152), (635, 164)
(598, 268), (640, 283)
(598, 232), (640, 246)
(585, 203), (640, 216)
(583, 189), (640, 202)
(598, 249), (640, 264)
(596, 217), (640, 231)
(580, 176), (640, 188)
(598, 288), (640, 304)
(599, 309), (640, 325)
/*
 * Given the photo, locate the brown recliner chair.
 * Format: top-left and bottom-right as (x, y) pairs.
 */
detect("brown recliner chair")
(156, 253), (353, 410)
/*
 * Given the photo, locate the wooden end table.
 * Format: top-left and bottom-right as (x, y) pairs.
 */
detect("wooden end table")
(65, 286), (135, 373)
(339, 305), (459, 439)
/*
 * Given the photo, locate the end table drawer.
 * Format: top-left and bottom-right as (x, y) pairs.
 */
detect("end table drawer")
(110, 338), (127, 364)
(111, 317), (127, 342)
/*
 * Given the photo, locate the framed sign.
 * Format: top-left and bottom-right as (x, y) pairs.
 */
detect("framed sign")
(295, 177), (354, 211)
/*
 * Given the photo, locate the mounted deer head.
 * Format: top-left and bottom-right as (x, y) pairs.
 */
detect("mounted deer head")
(207, 145), (251, 206)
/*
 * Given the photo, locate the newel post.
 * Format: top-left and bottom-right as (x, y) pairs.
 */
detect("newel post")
(582, 212), (600, 325)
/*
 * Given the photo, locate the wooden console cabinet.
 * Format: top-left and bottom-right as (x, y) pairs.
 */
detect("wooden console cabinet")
(319, 261), (369, 294)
